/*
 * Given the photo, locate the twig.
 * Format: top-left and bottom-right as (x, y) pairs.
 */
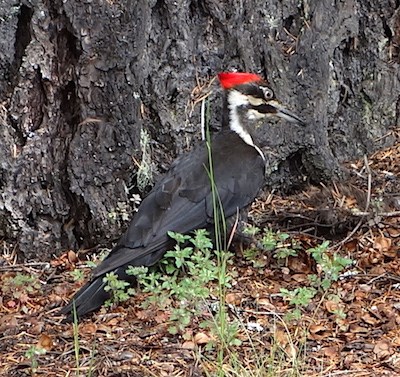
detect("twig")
(348, 210), (400, 217)
(318, 371), (372, 377)
(227, 208), (240, 250)
(0, 262), (51, 272)
(239, 308), (284, 316)
(366, 273), (387, 285)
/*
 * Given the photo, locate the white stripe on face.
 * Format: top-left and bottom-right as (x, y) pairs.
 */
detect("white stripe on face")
(227, 90), (254, 146)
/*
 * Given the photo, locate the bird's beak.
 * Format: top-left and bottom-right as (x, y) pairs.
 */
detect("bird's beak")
(252, 100), (305, 125)
(269, 100), (305, 125)
(275, 106), (305, 126)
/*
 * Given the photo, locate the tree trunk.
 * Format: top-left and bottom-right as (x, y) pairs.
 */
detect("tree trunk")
(0, 0), (399, 260)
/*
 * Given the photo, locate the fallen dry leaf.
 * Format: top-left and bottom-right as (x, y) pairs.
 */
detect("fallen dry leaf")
(67, 250), (79, 264)
(38, 333), (53, 351)
(193, 332), (211, 345)
(373, 340), (392, 359)
(325, 300), (339, 313)
(343, 239), (358, 252)
(373, 236), (391, 252)
(309, 323), (326, 334)
(80, 323), (98, 335)
(29, 321), (43, 335)
(288, 258), (309, 274)
(349, 324), (369, 334)
(361, 313), (379, 325)
(274, 328), (289, 347)
(154, 310), (170, 324)
(387, 227), (400, 237)
(323, 346), (340, 359)
(256, 298), (273, 308)
(0, 314), (18, 333)
(291, 273), (308, 283)
(107, 318), (119, 326)
(309, 323), (331, 341)
(225, 292), (242, 305)
(182, 340), (196, 349)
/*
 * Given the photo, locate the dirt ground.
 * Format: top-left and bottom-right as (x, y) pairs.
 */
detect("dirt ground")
(2, 139), (400, 377)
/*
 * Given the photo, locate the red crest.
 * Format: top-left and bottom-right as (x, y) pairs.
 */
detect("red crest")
(218, 72), (263, 89)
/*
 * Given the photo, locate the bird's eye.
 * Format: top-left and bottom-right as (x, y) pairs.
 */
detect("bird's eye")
(262, 87), (274, 100)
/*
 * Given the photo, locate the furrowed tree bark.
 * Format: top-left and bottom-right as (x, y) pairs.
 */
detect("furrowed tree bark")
(0, 0), (399, 260)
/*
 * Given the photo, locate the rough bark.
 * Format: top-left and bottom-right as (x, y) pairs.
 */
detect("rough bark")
(0, 0), (399, 260)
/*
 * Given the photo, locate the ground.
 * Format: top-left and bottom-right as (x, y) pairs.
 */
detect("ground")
(2, 138), (400, 377)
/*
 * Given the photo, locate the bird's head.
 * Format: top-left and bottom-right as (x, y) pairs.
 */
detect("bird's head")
(218, 72), (304, 146)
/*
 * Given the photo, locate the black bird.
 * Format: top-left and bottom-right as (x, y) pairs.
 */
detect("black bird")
(60, 72), (304, 320)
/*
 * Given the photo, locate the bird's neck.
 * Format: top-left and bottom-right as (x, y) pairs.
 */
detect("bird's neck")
(228, 105), (256, 147)
(222, 97), (265, 161)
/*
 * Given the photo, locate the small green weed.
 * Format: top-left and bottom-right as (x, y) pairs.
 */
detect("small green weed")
(280, 287), (317, 321)
(4, 273), (41, 294)
(126, 229), (226, 334)
(281, 286), (318, 307)
(69, 268), (85, 282)
(241, 228), (352, 323)
(243, 227), (299, 267)
(202, 315), (242, 350)
(72, 301), (80, 373)
(242, 224), (261, 237)
(326, 294), (347, 321)
(103, 272), (136, 308)
(2, 273), (41, 304)
(279, 239), (353, 321)
(25, 345), (46, 374)
(307, 241), (353, 290)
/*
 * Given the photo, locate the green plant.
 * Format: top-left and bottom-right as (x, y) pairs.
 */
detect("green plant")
(242, 224), (261, 237)
(279, 240), (353, 321)
(267, 231), (299, 259)
(243, 246), (269, 268)
(200, 311), (307, 377)
(2, 273), (41, 305)
(243, 228), (299, 268)
(280, 287), (317, 321)
(203, 102), (243, 375)
(4, 273), (41, 294)
(103, 272), (136, 307)
(69, 301), (95, 377)
(203, 315), (242, 350)
(127, 229), (225, 334)
(25, 345), (46, 374)
(70, 268), (85, 282)
(261, 229), (282, 251)
(307, 241), (352, 290)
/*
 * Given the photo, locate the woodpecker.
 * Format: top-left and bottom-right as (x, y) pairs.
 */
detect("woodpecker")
(60, 72), (304, 320)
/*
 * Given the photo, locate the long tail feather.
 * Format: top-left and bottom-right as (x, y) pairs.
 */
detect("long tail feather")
(59, 277), (109, 322)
